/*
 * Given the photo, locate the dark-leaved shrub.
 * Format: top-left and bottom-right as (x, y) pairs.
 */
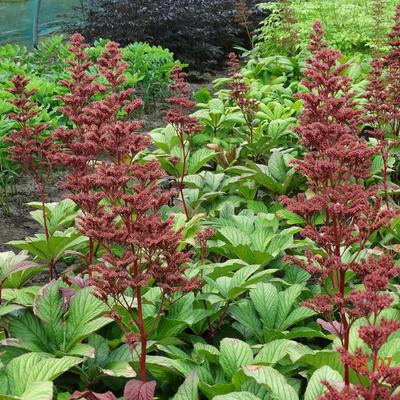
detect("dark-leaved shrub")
(69, 0), (266, 71)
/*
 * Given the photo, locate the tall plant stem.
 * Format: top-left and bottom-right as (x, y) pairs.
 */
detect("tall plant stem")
(136, 286), (147, 382)
(382, 152), (390, 209)
(39, 185), (56, 280)
(179, 135), (190, 219)
(40, 187), (50, 240)
(88, 238), (94, 265)
(339, 270), (350, 386)
(208, 301), (231, 341)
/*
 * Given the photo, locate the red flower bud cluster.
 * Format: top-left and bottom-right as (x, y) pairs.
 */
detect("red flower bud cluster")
(195, 227), (216, 264)
(227, 52), (258, 143)
(4, 76), (57, 178)
(164, 66), (202, 138)
(280, 22), (399, 396)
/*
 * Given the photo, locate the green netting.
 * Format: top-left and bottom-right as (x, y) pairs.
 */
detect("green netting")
(0, 0), (81, 46)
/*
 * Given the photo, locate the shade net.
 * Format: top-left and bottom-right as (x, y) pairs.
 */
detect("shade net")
(0, 0), (80, 45)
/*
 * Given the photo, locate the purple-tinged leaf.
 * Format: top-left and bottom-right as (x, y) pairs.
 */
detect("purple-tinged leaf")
(124, 379), (156, 400)
(60, 287), (77, 306)
(70, 390), (118, 400)
(317, 318), (344, 338)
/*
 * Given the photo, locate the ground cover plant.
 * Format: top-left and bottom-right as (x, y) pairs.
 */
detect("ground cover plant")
(0, 1), (400, 399)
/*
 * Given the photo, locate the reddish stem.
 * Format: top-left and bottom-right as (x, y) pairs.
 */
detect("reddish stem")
(88, 238), (94, 265)
(382, 150), (390, 209)
(136, 286), (147, 382)
(178, 133), (190, 219)
(339, 270), (350, 387)
(39, 185), (56, 280)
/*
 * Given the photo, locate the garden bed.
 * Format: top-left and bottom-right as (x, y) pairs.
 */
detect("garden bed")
(0, 1), (399, 399)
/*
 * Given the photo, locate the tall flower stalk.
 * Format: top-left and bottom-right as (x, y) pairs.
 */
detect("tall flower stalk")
(54, 37), (200, 384)
(164, 66), (202, 218)
(280, 22), (399, 395)
(4, 76), (58, 279)
(228, 52), (258, 144)
(234, 0), (255, 48)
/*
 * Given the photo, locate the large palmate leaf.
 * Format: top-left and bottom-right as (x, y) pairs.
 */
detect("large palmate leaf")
(210, 209), (299, 267)
(275, 284), (306, 329)
(204, 265), (276, 302)
(232, 282), (316, 342)
(187, 148), (215, 174)
(28, 199), (78, 234)
(8, 229), (87, 265)
(7, 285), (112, 357)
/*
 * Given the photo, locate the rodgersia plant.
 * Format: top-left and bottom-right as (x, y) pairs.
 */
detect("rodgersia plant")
(280, 22), (400, 397)
(54, 36), (200, 387)
(4, 76), (59, 279)
(365, 5), (400, 208)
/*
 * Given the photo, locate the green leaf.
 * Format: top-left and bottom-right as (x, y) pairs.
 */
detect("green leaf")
(101, 361), (136, 378)
(213, 392), (260, 400)
(255, 339), (293, 364)
(33, 282), (64, 348)
(9, 311), (55, 353)
(275, 285), (303, 329)
(8, 230), (86, 264)
(268, 151), (287, 182)
(220, 338), (254, 380)
(219, 227), (251, 247)
(304, 366), (343, 400)
(6, 353), (81, 396)
(276, 209), (306, 225)
(168, 293), (194, 322)
(20, 381), (53, 400)
(0, 304), (24, 318)
(192, 343), (220, 364)
(280, 307), (316, 330)
(67, 344), (95, 358)
(187, 148), (215, 174)
(0, 251), (43, 289)
(243, 365), (299, 400)
(250, 283), (278, 329)
(172, 370), (199, 400)
(65, 287), (111, 351)
(230, 301), (262, 339)
(297, 351), (343, 374)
